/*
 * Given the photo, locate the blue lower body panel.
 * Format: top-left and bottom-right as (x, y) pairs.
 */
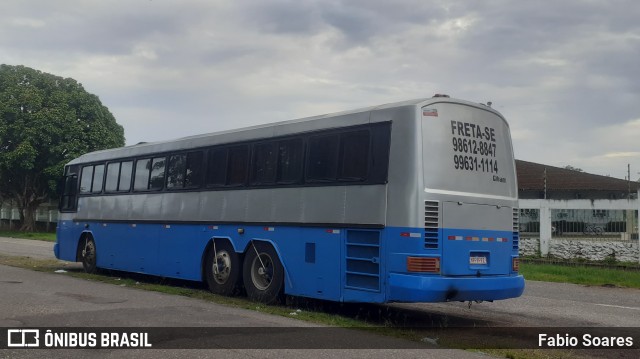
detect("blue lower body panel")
(55, 220), (525, 303)
(387, 272), (525, 302)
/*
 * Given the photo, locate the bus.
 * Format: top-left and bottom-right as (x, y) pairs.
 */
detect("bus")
(55, 95), (524, 304)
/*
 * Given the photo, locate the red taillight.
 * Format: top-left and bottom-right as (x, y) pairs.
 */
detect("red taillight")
(407, 257), (440, 273)
(512, 258), (519, 272)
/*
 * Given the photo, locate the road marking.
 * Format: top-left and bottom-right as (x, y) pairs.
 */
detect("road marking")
(594, 303), (640, 311)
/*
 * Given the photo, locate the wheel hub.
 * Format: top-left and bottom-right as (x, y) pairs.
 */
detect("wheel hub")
(213, 251), (231, 284)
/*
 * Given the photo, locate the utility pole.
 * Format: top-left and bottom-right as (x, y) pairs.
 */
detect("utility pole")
(543, 168), (547, 199)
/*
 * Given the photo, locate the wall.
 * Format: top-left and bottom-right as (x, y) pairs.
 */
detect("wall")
(520, 237), (639, 263)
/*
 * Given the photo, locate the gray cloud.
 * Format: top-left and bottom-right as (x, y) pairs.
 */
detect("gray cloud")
(1, 0), (639, 179)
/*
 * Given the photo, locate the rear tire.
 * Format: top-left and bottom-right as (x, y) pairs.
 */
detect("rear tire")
(243, 242), (284, 304)
(205, 240), (243, 296)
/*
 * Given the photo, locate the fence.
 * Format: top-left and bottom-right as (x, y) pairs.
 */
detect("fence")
(0, 206), (58, 231)
(518, 197), (640, 263)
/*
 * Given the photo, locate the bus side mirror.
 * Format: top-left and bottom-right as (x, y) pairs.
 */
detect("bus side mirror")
(56, 177), (65, 196)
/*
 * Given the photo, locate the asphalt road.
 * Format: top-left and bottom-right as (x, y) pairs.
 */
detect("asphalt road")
(1, 236), (637, 328)
(397, 280), (640, 328)
(0, 237), (485, 358)
(0, 236), (639, 358)
(0, 237), (54, 260)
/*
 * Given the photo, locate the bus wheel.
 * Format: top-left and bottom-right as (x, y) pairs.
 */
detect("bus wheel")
(243, 242), (284, 304)
(205, 240), (243, 296)
(81, 237), (97, 274)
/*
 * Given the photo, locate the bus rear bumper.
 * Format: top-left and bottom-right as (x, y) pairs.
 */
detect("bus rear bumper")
(388, 273), (525, 302)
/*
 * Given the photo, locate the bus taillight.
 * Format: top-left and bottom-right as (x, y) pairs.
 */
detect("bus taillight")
(407, 257), (440, 273)
(512, 258), (519, 272)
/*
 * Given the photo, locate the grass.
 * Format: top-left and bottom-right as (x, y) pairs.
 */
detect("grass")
(520, 262), (640, 289)
(0, 255), (611, 359)
(0, 230), (56, 242)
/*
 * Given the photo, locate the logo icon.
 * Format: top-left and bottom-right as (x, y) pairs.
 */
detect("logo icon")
(7, 329), (40, 347)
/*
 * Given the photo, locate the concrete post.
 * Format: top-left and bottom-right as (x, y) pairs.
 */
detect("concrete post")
(47, 210), (52, 232)
(539, 203), (552, 256)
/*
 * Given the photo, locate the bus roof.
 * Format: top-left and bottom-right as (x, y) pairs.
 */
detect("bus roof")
(67, 96), (501, 165)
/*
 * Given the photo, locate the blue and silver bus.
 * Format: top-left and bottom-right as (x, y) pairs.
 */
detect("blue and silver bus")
(55, 95), (524, 304)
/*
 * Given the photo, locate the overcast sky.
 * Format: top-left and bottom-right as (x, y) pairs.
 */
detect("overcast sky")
(2, 0), (639, 179)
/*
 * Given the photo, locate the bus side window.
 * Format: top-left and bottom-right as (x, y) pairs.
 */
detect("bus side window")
(79, 166), (93, 194)
(339, 130), (370, 181)
(185, 151), (203, 188)
(105, 162), (120, 192)
(134, 159), (151, 191)
(91, 164), (105, 193)
(277, 138), (303, 184)
(252, 142), (277, 185)
(119, 161), (133, 191)
(167, 154), (186, 189)
(227, 145), (248, 186)
(149, 157), (166, 190)
(206, 148), (228, 187)
(306, 134), (339, 182)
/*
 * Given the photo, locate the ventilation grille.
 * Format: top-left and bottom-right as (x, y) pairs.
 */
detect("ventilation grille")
(345, 231), (381, 292)
(512, 208), (519, 251)
(424, 201), (440, 249)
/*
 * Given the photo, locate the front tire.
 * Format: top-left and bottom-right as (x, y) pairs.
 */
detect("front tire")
(81, 237), (97, 274)
(205, 240), (243, 296)
(243, 242), (284, 304)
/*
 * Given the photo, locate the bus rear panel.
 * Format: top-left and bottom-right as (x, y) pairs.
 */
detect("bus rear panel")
(386, 100), (523, 302)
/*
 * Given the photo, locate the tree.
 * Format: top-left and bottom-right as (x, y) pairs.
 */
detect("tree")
(0, 65), (125, 231)
(564, 165), (583, 172)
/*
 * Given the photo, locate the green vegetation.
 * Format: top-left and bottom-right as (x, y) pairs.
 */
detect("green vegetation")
(0, 64), (125, 231)
(0, 230), (56, 242)
(520, 262), (640, 289)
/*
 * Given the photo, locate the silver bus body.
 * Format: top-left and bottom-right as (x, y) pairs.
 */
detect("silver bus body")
(55, 96), (524, 303)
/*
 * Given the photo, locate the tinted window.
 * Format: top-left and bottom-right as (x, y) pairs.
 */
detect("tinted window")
(206, 148), (227, 186)
(119, 161), (133, 191)
(91, 165), (105, 193)
(185, 151), (203, 188)
(277, 139), (303, 183)
(79, 166), (93, 193)
(105, 163), (120, 192)
(340, 130), (369, 180)
(60, 175), (78, 211)
(149, 157), (165, 190)
(307, 134), (339, 181)
(166, 152), (203, 189)
(134, 159), (151, 191)
(166, 154), (186, 189)
(227, 146), (248, 186)
(252, 142), (277, 184)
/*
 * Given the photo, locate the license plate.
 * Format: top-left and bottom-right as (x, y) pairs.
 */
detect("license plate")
(470, 256), (487, 265)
